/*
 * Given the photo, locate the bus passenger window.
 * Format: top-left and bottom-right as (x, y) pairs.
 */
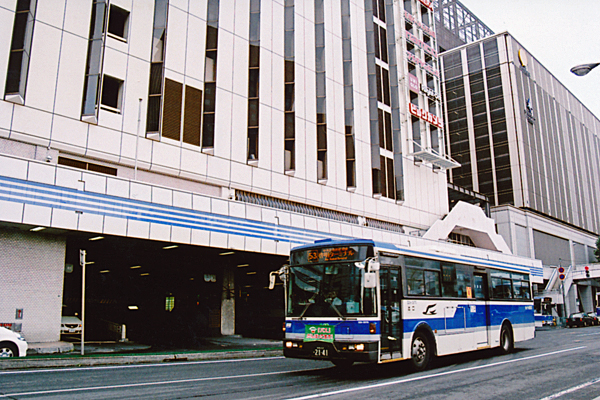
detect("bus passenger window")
(456, 265), (471, 298)
(425, 270), (440, 296)
(442, 264), (457, 297)
(406, 267), (424, 295)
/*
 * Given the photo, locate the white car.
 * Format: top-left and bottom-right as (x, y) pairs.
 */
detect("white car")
(0, 327), (28, 357)
(61, 316), (82, 334)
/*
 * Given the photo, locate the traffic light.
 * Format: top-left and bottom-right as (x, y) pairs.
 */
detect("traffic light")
(585, 266), (590, 278)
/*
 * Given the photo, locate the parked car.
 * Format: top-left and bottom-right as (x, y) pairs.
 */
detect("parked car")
(0, 327), (28, 357)
(566, 312), (594, 328)
(61, 316), (82, 334)
(588, 312), (600, 326)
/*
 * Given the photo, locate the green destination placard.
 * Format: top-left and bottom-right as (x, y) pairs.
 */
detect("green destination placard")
(304, 325), (334, 342)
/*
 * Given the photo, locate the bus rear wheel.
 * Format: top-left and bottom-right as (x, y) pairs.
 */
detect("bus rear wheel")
(499, 325), (514, 354)
(410, 332), (431, 371)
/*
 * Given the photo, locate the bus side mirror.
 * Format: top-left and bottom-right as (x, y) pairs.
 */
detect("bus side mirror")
(368, 259), (380, 272)
(269, 266), (288, 290)
(268, 272), (277, 290)
(364, 272), (377, 288)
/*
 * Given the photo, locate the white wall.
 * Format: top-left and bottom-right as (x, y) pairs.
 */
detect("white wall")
(0, 230), (66, 342)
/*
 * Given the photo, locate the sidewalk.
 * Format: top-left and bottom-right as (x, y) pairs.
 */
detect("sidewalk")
(0, 336), (283, 370)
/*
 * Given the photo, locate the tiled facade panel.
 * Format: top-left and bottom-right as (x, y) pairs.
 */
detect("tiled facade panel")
(0, 230), (66, 342)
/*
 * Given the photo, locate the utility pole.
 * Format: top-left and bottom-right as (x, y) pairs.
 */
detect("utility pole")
(79, 249), (87, 356)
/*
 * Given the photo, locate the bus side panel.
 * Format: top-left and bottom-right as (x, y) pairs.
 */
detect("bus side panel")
(488, 302), (535, 346)
(402, 299), (480, 357)
(401, 300), (534, 358)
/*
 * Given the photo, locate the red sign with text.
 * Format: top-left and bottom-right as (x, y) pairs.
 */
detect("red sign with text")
(409, 103), (443, 129)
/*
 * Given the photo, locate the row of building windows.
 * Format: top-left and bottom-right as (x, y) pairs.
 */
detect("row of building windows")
(443, 38), (513, 206)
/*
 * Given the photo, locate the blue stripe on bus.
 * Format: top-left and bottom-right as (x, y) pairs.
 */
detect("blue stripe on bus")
(288, 304), (533, 336)
(403, 303), (534, 333)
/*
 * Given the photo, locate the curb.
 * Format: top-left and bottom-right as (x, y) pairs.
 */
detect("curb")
(0, 349), (284, 371)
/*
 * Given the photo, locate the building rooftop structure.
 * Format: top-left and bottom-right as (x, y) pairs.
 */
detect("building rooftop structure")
(433, 0), (494, 53)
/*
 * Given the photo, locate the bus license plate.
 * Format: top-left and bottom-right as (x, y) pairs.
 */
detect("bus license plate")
(313, 347), (328, 357)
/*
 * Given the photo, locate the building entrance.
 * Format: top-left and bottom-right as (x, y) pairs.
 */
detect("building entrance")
(62, 235), (286, 347)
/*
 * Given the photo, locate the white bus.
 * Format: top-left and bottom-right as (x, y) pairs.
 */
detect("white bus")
(279, 239), (536, 370)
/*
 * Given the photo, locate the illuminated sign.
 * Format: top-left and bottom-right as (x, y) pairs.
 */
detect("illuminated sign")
(420, 83), (439, 100)
(404, 11), (436, 39)
(409, 103), (443, 129)
(408, 74), (419, 93)
(406, 51), (440, 78)
(307, 247), (357, 263)
(406, 31), (438, 58)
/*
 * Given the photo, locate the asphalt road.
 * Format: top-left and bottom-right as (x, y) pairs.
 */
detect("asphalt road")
(2, 327), (600, 399)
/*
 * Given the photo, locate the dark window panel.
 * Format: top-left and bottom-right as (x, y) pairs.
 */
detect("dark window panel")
(183, 85), (202, 146)
(101, 75), (123, 110)
(162, 78), (183, 140)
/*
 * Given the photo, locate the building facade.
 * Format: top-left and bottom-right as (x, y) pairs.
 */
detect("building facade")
(1, 0), (540, 345)
(440, 32), (600, 315)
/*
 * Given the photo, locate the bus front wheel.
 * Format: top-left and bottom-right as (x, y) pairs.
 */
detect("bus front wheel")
(410, 332), (431, 371)
(499, 324), (514, 354)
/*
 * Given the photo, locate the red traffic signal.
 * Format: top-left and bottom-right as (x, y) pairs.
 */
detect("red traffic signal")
(585, 266), (590, 278)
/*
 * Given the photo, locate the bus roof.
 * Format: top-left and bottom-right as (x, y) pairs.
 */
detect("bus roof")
(291, 238), (543, 282)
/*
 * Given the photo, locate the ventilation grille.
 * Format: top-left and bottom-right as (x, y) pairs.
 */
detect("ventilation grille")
(236, 190), (404, 234)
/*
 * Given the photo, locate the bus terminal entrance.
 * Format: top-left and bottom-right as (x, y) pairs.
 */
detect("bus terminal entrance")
(62, 234), (286, 348)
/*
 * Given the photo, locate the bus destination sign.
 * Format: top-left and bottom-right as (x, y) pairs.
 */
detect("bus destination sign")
(307, 247), (356, 263)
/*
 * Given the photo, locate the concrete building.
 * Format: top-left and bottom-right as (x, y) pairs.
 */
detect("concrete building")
(0, 0), (541, 346)
(439, 32), (600, 317)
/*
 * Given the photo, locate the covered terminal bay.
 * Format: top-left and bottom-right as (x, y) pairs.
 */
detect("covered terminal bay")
(62, 235), (286, 346)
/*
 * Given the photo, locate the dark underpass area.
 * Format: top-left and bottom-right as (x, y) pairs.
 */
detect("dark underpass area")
(61, 234), (286, 348)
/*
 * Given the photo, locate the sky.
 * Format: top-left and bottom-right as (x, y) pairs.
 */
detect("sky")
(457, 0), (600, 119)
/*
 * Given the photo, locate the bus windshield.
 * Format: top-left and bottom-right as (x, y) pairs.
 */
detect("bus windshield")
(286, 262), (377, 318)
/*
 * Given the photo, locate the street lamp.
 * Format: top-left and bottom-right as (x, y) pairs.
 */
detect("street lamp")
(570, 62), (600, 77)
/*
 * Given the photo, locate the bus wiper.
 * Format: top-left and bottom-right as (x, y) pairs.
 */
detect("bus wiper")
(329, 303), (345, 319)
(299, 302), (312, 318)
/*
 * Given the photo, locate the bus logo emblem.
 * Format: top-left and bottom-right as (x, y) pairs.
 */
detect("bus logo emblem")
(423, 304), (437, 315)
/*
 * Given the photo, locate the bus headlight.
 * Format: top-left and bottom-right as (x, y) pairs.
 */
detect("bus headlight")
(356, 343), (365, 351)
(369, 323), (376, 334)
(285, 341), (293, 348)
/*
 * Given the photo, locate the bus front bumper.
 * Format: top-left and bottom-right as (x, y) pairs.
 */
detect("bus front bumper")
(283, 340), (379, 363)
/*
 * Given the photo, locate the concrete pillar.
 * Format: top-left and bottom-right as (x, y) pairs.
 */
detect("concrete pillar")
(220, 266), (235, 335)
(578, 285), (594, 313)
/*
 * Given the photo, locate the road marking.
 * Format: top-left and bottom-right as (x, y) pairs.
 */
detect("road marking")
(0, 356), (286, 375)
(577, 331), (600, 336)
(0, 367), (321, 398)
(538, 376), (600, 400)
(286, 346), (586, 400)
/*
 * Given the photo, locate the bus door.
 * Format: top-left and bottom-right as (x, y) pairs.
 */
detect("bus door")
(380, 266), (402, 359)
(473, 272), (490, 348)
